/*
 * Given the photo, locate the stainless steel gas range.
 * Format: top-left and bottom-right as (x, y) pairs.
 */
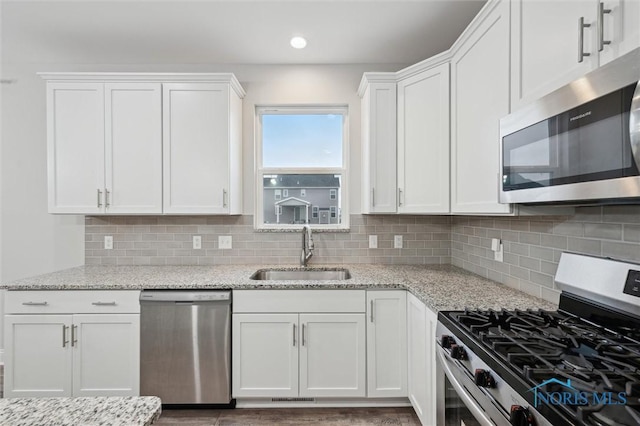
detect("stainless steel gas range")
(436, 252), (640, 426)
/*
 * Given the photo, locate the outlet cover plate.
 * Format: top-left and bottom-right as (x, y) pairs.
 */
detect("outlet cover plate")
(104, 236), (113, 250)
(192, 235), (202, 250)
(369, 235), (378, 249)
(219, 236), (232, 250)
(394, 235), (403, 249)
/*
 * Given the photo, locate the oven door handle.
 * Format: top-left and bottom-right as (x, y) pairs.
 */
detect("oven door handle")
(436, 346), (496, 426)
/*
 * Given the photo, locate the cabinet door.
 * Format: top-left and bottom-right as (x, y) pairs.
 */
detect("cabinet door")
(163, 83), (231, 214)
(299, 313), (366, 397)
(104, 83), (162, 214)
(599, 0), (640, 65)
(511, 0), (598, 109)
(4, 315), (73, 397)
(361, 82), (397, 214)
(366, 291), (407, 398)
(232, 314), (298, 398)
(72, 314), (140, 397)
(424, 305), (438, 426)
(47, 82), (105, 214)
(451, 0), (512, 214)
(407, 294), (428, 424)
(397, 63), (450, 214)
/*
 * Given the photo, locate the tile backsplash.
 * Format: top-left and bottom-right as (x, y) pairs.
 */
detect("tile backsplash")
(451, 205), (640, 303)
(85, 215), (452, 266)
(85, 206), (640, 305)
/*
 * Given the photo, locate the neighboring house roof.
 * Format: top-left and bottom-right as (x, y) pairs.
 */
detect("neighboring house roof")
(275, 197), (311, 207)
(264, 174), (340, 188)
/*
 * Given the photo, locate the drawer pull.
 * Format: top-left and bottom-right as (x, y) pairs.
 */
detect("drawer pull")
(22, 301), (48, 306)
(92, 301), (117, 306)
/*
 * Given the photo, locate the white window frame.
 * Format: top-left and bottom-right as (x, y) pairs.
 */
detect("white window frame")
(283, 189), (289, 197)
(255, 105), (349, 230)
(300, 189), (306, 197)
(329, 189), (337, 200)
(312, 206), (319, 218)
(274, 189), (282, 200)
(330, 206), (337, 218)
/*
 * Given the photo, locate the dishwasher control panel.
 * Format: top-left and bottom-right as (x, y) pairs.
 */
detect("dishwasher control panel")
(140, 290), (231, 302)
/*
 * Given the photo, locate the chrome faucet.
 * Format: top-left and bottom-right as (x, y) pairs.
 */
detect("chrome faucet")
(300, 225), (314, 267)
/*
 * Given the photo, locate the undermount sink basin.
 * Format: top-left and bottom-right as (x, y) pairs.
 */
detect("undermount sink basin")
(250, 268), (351, 281)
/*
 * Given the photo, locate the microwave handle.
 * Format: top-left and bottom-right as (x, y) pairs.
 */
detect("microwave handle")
(436, 346), (495, 426)
(630, 82), (640, 171)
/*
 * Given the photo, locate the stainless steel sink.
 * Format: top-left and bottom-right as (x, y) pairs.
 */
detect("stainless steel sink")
(250, 268), (351, 281)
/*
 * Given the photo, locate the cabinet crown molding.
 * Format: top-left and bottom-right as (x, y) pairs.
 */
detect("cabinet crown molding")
(38, 72), (246, 98)
(357, 72), (397, 97)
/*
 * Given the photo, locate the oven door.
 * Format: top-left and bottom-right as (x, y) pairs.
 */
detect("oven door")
(436, 346), (509, 426)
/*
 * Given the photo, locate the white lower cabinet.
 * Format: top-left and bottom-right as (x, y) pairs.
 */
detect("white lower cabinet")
(232, 312), (366, 398)
(3, 291), (140, 398)
(366, 290), (407, 398)
(407, 292), (437, 426)
(232, 314), (299, 397)
(232, 290), (367, 399)
(299, 314), (366, 397)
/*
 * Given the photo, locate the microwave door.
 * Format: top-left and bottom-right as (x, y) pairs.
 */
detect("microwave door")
(629, 81), (640, 174)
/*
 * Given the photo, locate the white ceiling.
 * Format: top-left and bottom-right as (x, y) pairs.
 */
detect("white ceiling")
(1, 0), (486, 66)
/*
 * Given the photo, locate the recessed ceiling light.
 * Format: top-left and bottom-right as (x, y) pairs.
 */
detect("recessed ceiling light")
(290, 36), (307, 49)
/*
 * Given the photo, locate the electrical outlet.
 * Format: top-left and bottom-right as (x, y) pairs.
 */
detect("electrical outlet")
(394, 235), (403, 249)
(494, 242), (504, 262)
(104, 236), (113, 250)
(219, 235), (232, 250)
(192, 235), (202, 250)
(369, 235), (378, 249)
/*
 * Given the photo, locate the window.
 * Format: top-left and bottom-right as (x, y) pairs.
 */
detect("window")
(256, 106), (348, 229)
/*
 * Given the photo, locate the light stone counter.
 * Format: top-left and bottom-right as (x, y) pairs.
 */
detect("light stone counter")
(0, 396), (161, 426)
(1, 264), (557, 312)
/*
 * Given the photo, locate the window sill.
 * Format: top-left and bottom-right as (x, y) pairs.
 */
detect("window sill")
(255, 226), (350, 233)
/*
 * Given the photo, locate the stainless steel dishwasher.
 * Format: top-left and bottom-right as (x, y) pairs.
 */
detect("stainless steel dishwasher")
(140, 290), (232, 405)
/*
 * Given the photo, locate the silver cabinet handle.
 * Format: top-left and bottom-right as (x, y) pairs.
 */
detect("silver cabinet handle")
(398, 188), (403, 206)
(62, 325), (69, 348)
(293, 323), (296, 347)
(597, 2), (611, 52)
(370, 300), (374, 323)
(302, 323), (306, 346)
(371, 188), (375, 207)
(71, 325), (78, 347)
(223, 189), (228, 207)
(578, 17), (592, 63)
(97, 189), (103, 208)
(105, 189), (110, 208)
(92, 301), (117, 306)
(22, 301), (48, 306)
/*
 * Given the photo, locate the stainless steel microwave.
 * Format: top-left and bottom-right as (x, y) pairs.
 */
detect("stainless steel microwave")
(500, 48), (640, 205)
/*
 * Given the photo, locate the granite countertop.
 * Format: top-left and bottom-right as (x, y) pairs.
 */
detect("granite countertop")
(1, 264), (557, 312)
(0, 396), (161, 426)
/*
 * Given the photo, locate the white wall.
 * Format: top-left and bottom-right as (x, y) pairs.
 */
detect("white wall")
(0, 61), (405, 355)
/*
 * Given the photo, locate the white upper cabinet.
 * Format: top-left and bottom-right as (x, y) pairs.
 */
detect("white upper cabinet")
(598, 0), (640, 65)
(359, 77), (397, 214)
(397, 63), (450, 214)
(451, 0), (512, 214)
(163, 82), (243, 215)
(47, 82), (105, 214)
(510, 0), (598, 109)
(511, 0), (640, 110)
(42, 73), (244, 215)
(104, 83), (162, 214)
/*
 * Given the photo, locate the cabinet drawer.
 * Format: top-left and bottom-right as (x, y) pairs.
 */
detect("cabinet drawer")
(233, 290), (365, 313)
(5, 290), (140, 314)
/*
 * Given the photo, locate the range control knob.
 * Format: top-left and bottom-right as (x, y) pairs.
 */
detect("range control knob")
(450, 344), (468, 360)
(474, 369), (496, 388)
(510, 405), (535, 426)
(441, 335), (456, 349)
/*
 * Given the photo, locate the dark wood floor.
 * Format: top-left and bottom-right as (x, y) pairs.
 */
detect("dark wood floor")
(155, 407), (422, 425)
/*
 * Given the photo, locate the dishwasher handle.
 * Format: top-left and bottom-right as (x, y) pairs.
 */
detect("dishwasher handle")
(140, 290), (231, 303)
